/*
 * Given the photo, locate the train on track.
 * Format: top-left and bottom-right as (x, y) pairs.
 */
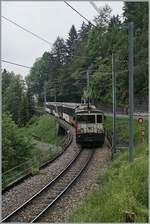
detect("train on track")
(45, 102), (105, 147)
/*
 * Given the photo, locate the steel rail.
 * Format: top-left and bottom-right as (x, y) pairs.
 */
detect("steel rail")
(2, 118), (73, 193)
(31, 150), (94, 223)
(2, 148), (82, 223)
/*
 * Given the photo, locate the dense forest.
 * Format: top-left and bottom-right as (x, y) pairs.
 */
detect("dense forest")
(27, 2), (148, 105)
(2, 2), (148, 172)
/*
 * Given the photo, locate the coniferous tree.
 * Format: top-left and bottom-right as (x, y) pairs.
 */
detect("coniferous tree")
(2, 69), (15, 94)
(26, 2), (148, 105)
(52, 36), (67, 65)
(78, 22), (92, 41)
(2, 70), (32, 126)
(66, 25), (78, 58)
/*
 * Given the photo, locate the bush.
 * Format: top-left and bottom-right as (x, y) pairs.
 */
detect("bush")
(25, 114), (62, 145)
(2, 111), (33, 172)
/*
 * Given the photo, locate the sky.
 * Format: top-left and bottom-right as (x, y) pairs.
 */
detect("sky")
(2, 1), (124, 78)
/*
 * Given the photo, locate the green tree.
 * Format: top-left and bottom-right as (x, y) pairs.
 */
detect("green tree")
(2, 112), (32, 172)
(52, 36), (68, 65)
(2, 69), (15, 94)
(78, 22), (92, 41)
(94, 4), (112, 27)
(26, 2), (148, 106)
(66, 25), (78, 59)
(123, 2), (148, 97)
(2, 70), (31, 126)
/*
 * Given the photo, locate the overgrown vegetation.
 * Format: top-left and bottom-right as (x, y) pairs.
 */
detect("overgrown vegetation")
(2, 66), (63, 174)
(2, 70), (35, 174)
(22, 114), (62, 145)
(2, 112), (33, 173)
(2, 114), (64, 188)
(2, 114), (63, 173)
(20, 114), (64, 170)
(2, 70), (34, 127)
(105, 116), (148, 146)
(70, 117), (148, 222)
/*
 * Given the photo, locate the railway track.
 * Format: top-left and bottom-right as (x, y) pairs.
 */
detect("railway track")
(2, 148), (94, 223)
(2, 118), (73, 193)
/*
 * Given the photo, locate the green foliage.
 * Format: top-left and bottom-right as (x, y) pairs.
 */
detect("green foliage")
(66, 25), (78, 58)
(2, 112), (33, 172)
(123, 2), (148, 97)
(21, 115), (64, 175)
(26, 2), (148, 105)
(70, 117), (148, 222)
(2, 69), (14, 93)
(70, 137), (148, 222)
(2, 114), (65, 188)
(23, 114), (62, 145)
(2, 70), (33, 127)
(105, 116), (148, 146)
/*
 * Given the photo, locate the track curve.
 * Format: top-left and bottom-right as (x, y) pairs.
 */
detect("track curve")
(2, 149), (93, 223)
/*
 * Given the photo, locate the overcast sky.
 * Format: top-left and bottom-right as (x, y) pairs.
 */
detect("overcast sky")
(2, 1), (124, 78)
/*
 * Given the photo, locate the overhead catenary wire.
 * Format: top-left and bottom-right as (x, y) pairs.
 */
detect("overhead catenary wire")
(2, 59), (32, 69)
(2, 58), (130, 74)
(64, 1), (96, 27)
(2, 16), (93, 60)
(2, 16), (52, 46)
(3, 11), (141, 66)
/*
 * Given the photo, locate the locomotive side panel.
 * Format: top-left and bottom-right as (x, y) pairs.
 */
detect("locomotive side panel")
(63, 106), (75, 124)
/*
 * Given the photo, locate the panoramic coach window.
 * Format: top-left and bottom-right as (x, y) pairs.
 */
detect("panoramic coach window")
(97, 115), (102, 123)
(77, 115), (95, 123)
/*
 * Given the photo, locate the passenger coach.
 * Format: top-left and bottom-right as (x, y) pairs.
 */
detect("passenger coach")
(45, 102), (105, 147)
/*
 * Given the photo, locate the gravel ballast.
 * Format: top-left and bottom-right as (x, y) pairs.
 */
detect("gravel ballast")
(2, 122), (79, 219)
(37, 146), (111, 222)
(2, 119), (111, 222)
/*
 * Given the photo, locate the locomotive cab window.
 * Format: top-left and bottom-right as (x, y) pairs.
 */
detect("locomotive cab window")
(77, 115), (95, 123)
(97, 115), (103, 123)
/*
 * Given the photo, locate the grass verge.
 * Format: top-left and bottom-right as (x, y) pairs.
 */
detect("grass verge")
(69, 117), (148, 222)
(3, 114), (65, 188)
(23, 114), (63, 145)
(22, 114), (65, 172)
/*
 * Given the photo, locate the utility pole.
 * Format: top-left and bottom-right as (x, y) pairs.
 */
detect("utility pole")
(128, 22), (134, 162)
(86, 69), (90, 107)
(44, 84), (47, 110)
(54, 82), (58, 115)
(54, 83), (57, 102)
(112, 52), (116, 157)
